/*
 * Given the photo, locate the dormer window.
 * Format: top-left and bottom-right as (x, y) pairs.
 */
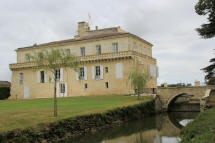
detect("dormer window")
(81, 47), (85, 56)
(96, 45), (101, 55)
(113, 43), (118, 53)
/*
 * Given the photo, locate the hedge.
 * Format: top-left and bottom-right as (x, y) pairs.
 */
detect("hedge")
(0, 99), (155, 143)
(0, 87), (10, 100)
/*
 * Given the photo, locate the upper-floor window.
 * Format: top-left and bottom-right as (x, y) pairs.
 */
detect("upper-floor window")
(55, 69), (61, 81)
(133, 42), (136, 51)
(25, 53), (31, 62)
(19, 73), (23, 84)
(113, 43), (118, 53)
(96, 66), (101, 79)
(139, 45), (142, 54)
(144, 47), (147, 55)
(81, 47), (85, 56)
(96, 45), (101, 55)
(79, 67), (85, 80)
(105, 67), (108, 73)
(66, 49), (70, 56)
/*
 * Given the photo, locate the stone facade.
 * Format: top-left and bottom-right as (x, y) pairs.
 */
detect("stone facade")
(9, 22), (158, 99)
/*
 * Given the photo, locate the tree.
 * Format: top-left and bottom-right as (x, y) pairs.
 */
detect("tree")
(202, 57), (215, 85)
(29, 49), (78, 117)
(195, 0), (215, 38)
(128, 70), (149, 99)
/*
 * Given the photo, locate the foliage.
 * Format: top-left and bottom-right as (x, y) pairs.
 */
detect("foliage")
(195, 0), (215, 38)
(180, 107), (215, 143)
(0, 87), (10, 100)
(29, 49), (79, 117)
(202, 57), (215, 85)
(0, 99), (155, 143)
(128, 70), (149, 99)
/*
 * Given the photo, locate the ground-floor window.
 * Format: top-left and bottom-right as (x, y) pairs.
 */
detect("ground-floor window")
(40, 71), (45, 83)
(19, 73), (23, 84)
(84, 83), (88, 89)
(105, 82), (109, 88)
(55, 69), (60, 81)
(96, 66), (101, 79)
(79, 67), (84, 80)
(105, 67), (108, 73)
(60, 84), (65, 93)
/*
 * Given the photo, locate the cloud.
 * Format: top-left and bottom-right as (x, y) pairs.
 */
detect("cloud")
(0, 0), (214, 86)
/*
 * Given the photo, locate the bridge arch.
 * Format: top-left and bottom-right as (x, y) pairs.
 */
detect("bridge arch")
(166, 93), (197, 112)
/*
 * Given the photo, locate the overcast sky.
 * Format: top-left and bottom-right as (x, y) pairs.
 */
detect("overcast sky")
(0, 0), (214, 85)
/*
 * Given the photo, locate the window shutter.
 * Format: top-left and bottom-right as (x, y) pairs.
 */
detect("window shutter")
(37, 71), (40, 83)
(116, 63), (123, 78)
(76, 69), (79, 80)
(65, 83), (68, 97)
(60, 68), (64, 82)
(51, 71), (55, 82)
(92, 66), (95, 80)
(156, 66), (159, 78)
(56, 83), (59, 97)
(84, 66), (87, 80)
(44, 71), (47, 83)
(100, 65), (103, 79)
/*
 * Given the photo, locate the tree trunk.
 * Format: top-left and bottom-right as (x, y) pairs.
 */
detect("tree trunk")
(54, 79), (57, 117)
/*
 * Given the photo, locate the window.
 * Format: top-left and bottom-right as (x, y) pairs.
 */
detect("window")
(66, 49), (70, 56)
(113, 43), (118, 53)
(133, 42), (136, 51)
(105, 67), (108, 73)
(84, 83), (88, 89)
(81, 47), (85, 56)
(79, 67), (85, 80)
(25, 53), (30, 62)
(60, 84), (65, 93)
(19, 73), (23, 84)
(139, 45), (142, 54)
(96, 45), (101, 55)
(144, 47), (147, 55)
(55, 69), (60, 81)
(40, 71), (45, 83)
(105, 82), (109, 88)
(96, 66), (101, 79)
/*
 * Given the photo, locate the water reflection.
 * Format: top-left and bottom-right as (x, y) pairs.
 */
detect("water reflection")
(60, 112), (198, 143)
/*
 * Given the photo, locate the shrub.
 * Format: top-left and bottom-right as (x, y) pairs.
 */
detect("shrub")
(0, 87), (10, 100)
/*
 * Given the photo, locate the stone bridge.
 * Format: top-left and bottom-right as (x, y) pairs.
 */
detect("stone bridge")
(155, 86), (215, 112)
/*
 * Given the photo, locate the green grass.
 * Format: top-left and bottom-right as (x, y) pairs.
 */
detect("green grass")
(0, 95), (152, 133)
(180, 107), (215, 143)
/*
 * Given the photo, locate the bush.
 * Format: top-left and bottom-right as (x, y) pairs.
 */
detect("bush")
(0, 87), (10, 100)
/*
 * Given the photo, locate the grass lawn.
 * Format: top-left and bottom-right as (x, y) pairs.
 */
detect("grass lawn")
(180, 107), (215, 143)
(0, 95), (152, 133)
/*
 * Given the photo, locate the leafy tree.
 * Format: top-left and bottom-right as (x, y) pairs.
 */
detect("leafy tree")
(29, 49), (78, 117)
(202, 57), (215, 85)
(128, 70), (149, 99)
(195, 0), (215, 38)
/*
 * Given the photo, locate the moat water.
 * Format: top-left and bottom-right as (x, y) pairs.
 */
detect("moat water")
(62, 112), (199, 143)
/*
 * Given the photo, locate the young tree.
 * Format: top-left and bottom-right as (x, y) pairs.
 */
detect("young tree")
(128, 70), (149, 99)
(195, 0), (215, 38)
(29, 49), (78, 117)
(202, 57), (215, 85)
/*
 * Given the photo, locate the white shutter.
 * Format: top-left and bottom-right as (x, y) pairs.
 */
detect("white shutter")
(116, 63), (123, 78)
(60, 68), (64, 82)
(51, 71), (55, 82)
(37, 71), (40, 83)
(84, 66), (87, 80)
(65, 83), (68, 97)
(56, 83), (59, 97)
(100, 65), (103, 79)
(156, 66), (159, 78)
(44, 71), (47, 83)
(76, 69), (79, 80)
(92, 66), (95, 80)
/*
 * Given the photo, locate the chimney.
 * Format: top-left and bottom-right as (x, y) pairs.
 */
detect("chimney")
(78, 22), (90, 37)
(95, 26), (98, 30)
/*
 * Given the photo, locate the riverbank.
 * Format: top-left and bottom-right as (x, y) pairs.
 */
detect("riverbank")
(0, 96), (155, 142)
(180, 107), (215, 143)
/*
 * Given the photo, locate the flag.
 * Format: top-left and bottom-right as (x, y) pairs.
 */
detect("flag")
(88, 13), (91, 20)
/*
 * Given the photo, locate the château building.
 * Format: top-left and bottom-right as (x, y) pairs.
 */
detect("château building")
(9, 22), (158, 99)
